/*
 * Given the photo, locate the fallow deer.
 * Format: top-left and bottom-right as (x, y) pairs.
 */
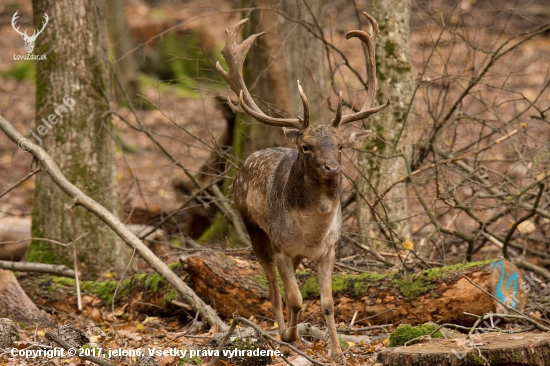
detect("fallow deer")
(216, 12), (389, 360)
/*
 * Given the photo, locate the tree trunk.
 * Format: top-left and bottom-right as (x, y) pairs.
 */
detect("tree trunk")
(241, 0), (327, 152)
(356, 0), (414, 250)
(0, 270), (52, 326)
(106, 0), (141, 107)
(377, 332), (550, 366)
(281, 0), (326, 121)
(172, 98), (237, 240)
(243, 0), (294, 153)
(29, 0), (133, 275)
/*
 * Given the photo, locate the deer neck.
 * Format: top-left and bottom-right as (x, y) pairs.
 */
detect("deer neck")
(285, 156), (340, 214)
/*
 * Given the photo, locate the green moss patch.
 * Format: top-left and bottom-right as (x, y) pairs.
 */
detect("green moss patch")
(390, 259), (498, 301)
(298, 259), (498, 301)
(51, 262), (183, 306)
(389, 324), (443, 347)
(300, 271), (392, 298)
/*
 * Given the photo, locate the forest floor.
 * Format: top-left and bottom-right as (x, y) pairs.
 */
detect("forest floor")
(0, 1), (386, 364)
(1, 0), (550, 365)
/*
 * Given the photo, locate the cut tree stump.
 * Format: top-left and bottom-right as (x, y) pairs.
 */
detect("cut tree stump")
(0, 269), (52, 326)
(182, 254), (529, 325)
(377, 332), (550, 366)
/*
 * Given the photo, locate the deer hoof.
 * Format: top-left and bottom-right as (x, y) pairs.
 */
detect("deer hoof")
(331, 350), (345, 363)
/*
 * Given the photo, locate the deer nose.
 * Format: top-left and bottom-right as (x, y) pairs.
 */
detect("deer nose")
(323, 163), (341, 175)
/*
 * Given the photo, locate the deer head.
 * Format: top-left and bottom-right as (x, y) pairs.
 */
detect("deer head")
(215, 12), (389, 176)
(12, 11), (49, 54)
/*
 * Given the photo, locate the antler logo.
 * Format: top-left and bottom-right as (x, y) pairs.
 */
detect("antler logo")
(11, 11), (49, 54)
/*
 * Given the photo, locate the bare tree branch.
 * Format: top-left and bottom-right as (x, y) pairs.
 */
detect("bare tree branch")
(0, 115), (228, 332)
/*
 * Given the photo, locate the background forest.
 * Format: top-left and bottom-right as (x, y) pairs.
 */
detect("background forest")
(0, 0), (549, 365)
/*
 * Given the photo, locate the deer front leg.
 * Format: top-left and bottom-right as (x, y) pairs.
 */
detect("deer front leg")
(276, 254), (302, 343)
(264, 264), (286, 337)
(317, 252), (343, 360)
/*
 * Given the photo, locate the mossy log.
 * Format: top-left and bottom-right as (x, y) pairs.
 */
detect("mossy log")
(377, 332), (550, 366)
(0, 270), (53, 326)
(19, 253), (529, 327)
(18, 263), (187, 321)
(182, 254), (529, 325)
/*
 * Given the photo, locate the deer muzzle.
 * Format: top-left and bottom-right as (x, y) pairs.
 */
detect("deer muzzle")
(322, 162), (341, 178)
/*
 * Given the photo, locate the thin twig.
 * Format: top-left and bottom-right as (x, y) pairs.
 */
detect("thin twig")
(459, 274), (523, 316)
(0, 235), (85, 247)
(45, 332), (118, 366)
(460, 274), (550, 331)
(235, 317), (329, 366)
(67, 206), (81, 311)
(512, 260), (550, 281)
(111, 248), (137, 347)
(207, 314), (238, 366)
(0, 168), (40, 199)
(503, 183), (545, 258)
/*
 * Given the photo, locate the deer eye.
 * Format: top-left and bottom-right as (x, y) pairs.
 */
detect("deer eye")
(339, 144), (344, 151)
(302, 145), (312, 153)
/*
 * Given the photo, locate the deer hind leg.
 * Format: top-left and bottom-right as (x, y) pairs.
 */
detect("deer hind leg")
(317, 253), (342, 360)
(244, 223), (285, 335)
(276, 254), (302, 343)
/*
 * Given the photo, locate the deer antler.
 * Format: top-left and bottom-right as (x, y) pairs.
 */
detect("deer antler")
(216, 19), (307, 130)
(331, 12), (390, 128)
(11, 11), (28, 37)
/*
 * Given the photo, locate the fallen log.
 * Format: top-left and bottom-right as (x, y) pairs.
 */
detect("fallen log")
(0, 260), (75, 277)
(377, 332), (550, 366)
(18, 263), (189, 322)
(20, 252), (530, 327)
(182, 253), (529, 325)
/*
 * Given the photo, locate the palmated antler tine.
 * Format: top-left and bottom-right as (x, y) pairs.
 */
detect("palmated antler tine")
(216, 19), (304, 130)
(297, 80), (310, 127)
(332, 12), (390, 128)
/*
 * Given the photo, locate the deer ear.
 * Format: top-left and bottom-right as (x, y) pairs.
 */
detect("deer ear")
(283, 128), (301, 145)
(342, 130), (373, 149)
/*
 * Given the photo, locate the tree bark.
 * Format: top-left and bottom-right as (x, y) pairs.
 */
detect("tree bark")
(281, 0), (326, 121)
(106, 0), (141, 107)
(243, 0), (294, 153)
(243, 0), (327, 154)
(377, 332), (550, 366)
(356, 0), (414, 250)
(0, 270), (52, 326)
(29, 0), (132, 275)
